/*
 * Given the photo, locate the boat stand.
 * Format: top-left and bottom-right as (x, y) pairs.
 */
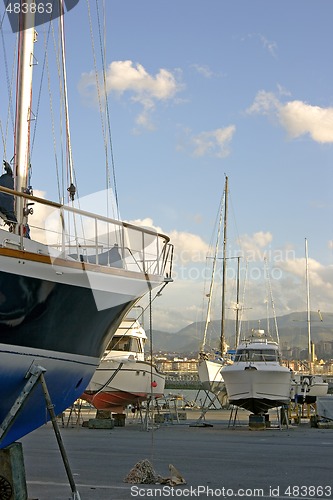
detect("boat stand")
(228, 405), (240, 428)
(0, 364), (81, 500)
(189, 391), (223, 427)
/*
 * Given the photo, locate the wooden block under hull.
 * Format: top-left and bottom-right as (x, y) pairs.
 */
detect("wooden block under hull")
(88, 418), (115, 429)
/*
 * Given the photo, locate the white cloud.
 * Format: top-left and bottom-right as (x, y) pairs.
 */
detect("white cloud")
(191, 63), (214, 78)
(169, 230), (209, 264)
(237, 231), (273, 261)
(279, 101), (333, 143)
(246, 90), (280, 116)
(191, 126), (236, 158)
(79, 60), (183, 130)
(109, 218), (333, 332)
(247, 90), (333, 143)
(129, 218), (209, 265)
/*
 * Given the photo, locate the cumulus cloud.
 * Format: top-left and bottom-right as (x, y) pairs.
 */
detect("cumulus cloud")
(247, 90), (333, 143)
(279, 101), (333, 142)
(237, 231), (273, 261)
(169, 230), (209, 264)
(190, 126), (236, 158)
(131, 217), (209, 265)
(125, 220), (333, 330)
(130, 218), (209, 265)
(79, 60), (183, 130)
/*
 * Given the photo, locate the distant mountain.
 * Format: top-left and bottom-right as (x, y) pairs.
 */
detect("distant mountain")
(149, 311), (333, 354)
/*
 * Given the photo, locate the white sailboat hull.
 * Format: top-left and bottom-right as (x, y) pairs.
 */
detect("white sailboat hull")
(198, 358), (226, 395)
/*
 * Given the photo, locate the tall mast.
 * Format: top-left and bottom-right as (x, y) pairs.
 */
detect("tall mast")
(305, 238), (312, 371)
(14, 3), (36, 227)
(235, 255), (240, 348)
(220, 175), (228, 354)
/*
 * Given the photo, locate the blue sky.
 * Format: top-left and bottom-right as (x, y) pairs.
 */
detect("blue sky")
(1, 1), (333, 340)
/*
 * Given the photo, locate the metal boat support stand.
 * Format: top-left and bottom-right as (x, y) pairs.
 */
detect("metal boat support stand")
(189, 391), (223, 427)
(0, 364), (81, 500)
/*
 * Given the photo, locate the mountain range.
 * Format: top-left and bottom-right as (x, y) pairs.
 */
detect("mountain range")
(149, 311), (333, 354)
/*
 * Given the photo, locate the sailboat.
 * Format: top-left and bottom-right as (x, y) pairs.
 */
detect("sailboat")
(81, 317), (165, 412)
(197, 177), (228, 401)
(290, 239), (328, 403)
(0, 5), (172, 448)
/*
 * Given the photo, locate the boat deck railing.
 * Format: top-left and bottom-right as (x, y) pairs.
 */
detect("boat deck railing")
(0, 186), (173, 279)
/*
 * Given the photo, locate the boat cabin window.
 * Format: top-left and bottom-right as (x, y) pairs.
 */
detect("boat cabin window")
(107, 337), (131, 352)
(107, 336), (143, 353)
(234, 349), (279, 362)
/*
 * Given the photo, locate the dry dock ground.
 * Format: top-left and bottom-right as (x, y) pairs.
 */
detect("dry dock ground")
(20, 409), (333, 500)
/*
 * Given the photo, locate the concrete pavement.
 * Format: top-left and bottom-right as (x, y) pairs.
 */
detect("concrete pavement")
(20, 410), (333, 500)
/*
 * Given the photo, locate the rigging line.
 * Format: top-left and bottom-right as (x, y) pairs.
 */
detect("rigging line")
(0, 6), (7, 29)
(148, 287), (155, 457)
(0, 18), (17, 153)
(86, 0), (108, 160)
(30, 22), (52, 165)
(200, 192), (225, 352)
(58, 3), (85, 248)
(50, 16), (66, 202)
(96, 0), (120, 219)
(86, 0), (110, 207)
(45, 27), (62, 203)
(264, 257), (280, 344)
(237, 258), (248, 346)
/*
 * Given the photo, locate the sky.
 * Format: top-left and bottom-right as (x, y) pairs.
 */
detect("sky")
(1, 1), (333, 342)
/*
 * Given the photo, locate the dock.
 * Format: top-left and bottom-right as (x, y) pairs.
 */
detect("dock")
(15, 408), (333, 499)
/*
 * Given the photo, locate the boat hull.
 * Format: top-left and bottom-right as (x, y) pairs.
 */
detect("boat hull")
(291, 374), (328, 403)
(222, 364), (292, 414)
(81, 360), (165, 412)
(0, 345), (98, 448)
(0, 247), (166, 447)
(198, 358), (226, 401)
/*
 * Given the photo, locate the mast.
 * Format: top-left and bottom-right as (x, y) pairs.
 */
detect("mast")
(235, 255), (240, 348)
(200, 193), (224, 352)
(14, 3), (36, 227)
(220, 175), (228, 354)
(305, 238), (312, 372)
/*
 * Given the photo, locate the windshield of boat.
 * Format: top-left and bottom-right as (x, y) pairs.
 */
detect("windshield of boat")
(107, 336), (143, 353)
(234, 348), (280, 362)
